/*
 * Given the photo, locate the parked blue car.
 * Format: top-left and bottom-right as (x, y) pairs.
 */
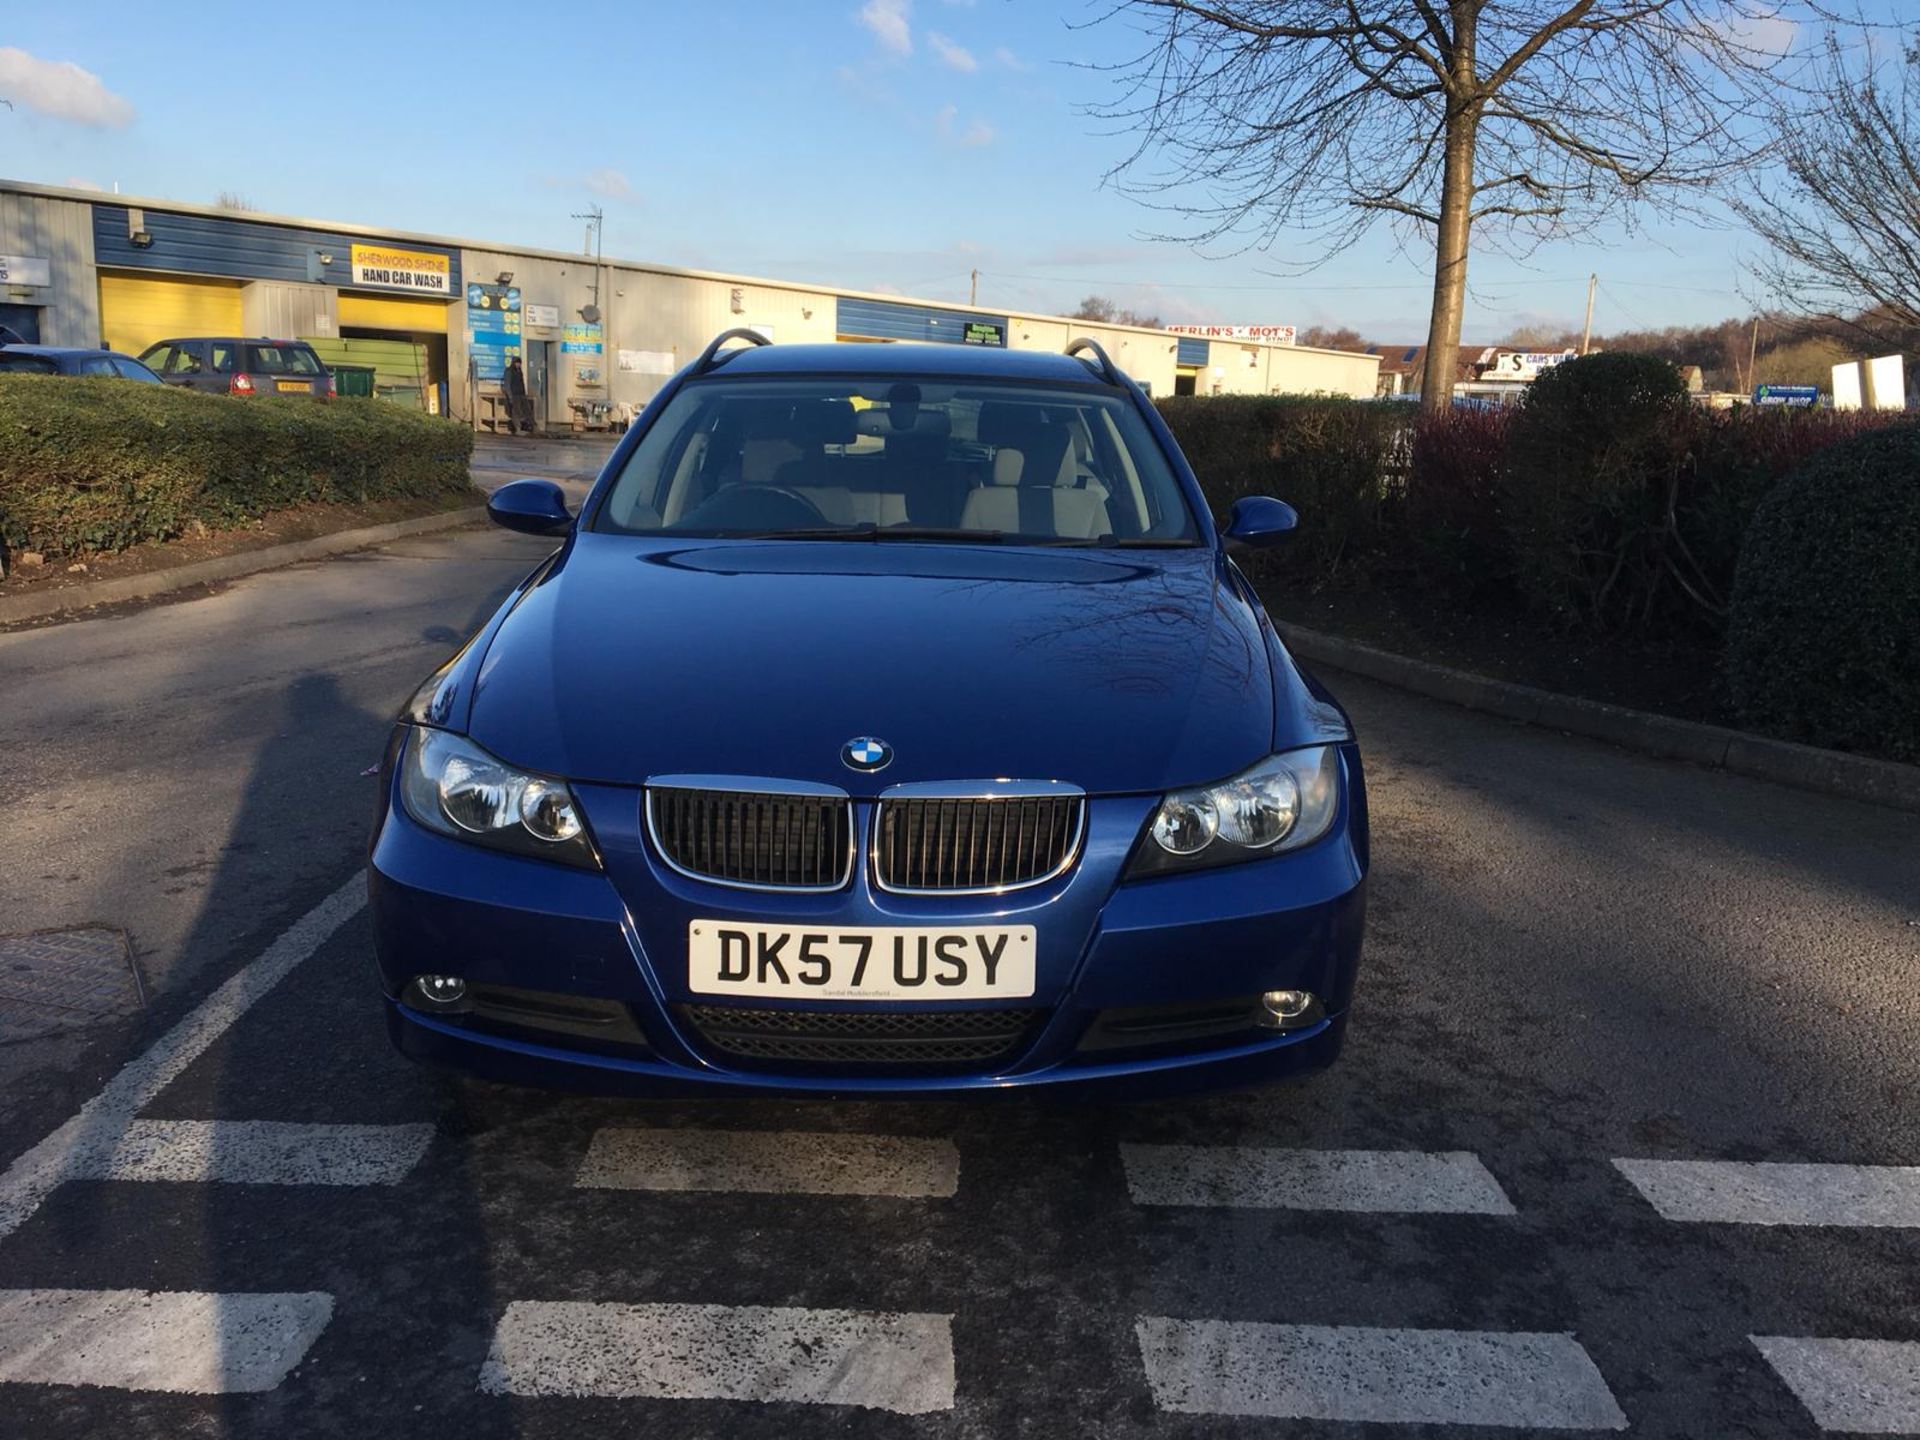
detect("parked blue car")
(369, 333), (1368, 1099)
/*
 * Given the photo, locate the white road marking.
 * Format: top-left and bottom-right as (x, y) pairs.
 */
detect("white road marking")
(1120, 1144), (1515, 1214)
(0, 1288), (333, 1394)
(478, 1300), (955, 1414)
(1614, 1158), (1920, 1226)
(576, 1128), (959, 1198)
(1753, 1336), (1920, 1433)
(0, 876), (366, 1242)
(1136, 1318), (1627, 1430)
(78, 1119), (434, 1186)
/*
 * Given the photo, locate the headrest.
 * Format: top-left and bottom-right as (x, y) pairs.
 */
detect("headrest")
(789, 399), (858, 446)
(991, 425), (1070, 486)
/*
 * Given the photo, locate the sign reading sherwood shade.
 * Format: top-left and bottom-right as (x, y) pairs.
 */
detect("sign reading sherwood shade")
(349, 243), (451, 296)
(688, 921), (1036, 1001)
(0, 255), (50, 287)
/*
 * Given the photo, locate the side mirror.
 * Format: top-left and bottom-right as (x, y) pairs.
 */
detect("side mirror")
(488, 478), (573, 537)
(1222, 496), (1298, 550)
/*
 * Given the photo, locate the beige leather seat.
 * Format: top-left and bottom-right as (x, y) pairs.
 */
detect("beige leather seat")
(960, 438), (1111, 539)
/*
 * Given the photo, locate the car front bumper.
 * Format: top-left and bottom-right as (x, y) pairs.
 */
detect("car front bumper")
(368, 737), (1368, 1100)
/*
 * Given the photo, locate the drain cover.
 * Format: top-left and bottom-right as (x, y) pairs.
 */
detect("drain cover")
(0, 927), (144, 1040)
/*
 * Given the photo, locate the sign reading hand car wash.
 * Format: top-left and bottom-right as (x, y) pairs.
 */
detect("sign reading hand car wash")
(349, 243), (451, 295)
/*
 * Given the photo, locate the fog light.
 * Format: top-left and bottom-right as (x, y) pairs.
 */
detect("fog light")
(408, 974), (471, 1012)
(1259, 989), (1321, 1029)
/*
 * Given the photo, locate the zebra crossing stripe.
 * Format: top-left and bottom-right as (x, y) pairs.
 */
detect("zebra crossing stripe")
(576, 1128), (959, 1198)
(0, 876), (365, 1242)
(479, 1300), (955, 1414)
(76, 1119), (435, 1187)
(1753, 1336), (1920, 1433)
(0, 1288), (333, 1394)
(1614, 1159), (1920, 1226)
(1136, 1318), (1627, 1429)
(1120, 1144), (1515, 1214)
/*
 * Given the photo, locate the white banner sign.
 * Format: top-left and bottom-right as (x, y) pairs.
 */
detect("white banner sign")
(348, 243), (451, 296)
(1165, 324), (1296, 344)
(618, 349), (676, 374)
(0, 254), (51, 287)
(1490, 350), (1576, 381)
(524, 304), (561, 329)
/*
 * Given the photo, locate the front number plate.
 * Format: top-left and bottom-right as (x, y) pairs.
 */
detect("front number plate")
(688, 922), (1036, 1001)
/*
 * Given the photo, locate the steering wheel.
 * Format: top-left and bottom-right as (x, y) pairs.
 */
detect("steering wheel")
(672, 484), (831, 532)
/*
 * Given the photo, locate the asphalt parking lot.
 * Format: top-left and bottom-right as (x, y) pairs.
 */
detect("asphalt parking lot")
(0, 516), (1915, 1438)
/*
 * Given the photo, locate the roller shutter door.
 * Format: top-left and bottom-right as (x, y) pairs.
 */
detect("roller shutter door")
(97, 272), (243, 357)
(337, 292), (448, 334)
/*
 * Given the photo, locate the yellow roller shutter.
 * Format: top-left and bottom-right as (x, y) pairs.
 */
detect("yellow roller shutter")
(97, 273), (244, 356)
(337, 292), (448, 334)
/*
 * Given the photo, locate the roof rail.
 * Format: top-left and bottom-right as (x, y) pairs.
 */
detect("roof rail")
(692, 327), (773, 376)
(1066, 336), (1122, 386)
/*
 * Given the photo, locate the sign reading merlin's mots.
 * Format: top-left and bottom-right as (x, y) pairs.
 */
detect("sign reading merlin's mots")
(1165, 324), (1297, 345)
(349, 243), (451, 295)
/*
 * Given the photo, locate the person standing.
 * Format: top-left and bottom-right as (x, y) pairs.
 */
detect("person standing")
(502, 355), (533, 434)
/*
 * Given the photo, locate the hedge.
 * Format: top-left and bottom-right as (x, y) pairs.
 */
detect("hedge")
(1154, 395), (1405, 576)
(0, 375), (476, 560)
(1724, 425), (1920, 762)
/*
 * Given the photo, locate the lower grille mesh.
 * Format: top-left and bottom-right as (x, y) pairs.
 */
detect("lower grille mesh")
(684, 1004), (1042, 1068)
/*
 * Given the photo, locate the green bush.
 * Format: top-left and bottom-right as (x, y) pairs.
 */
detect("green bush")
(1156, 395), (1408, 578)
(1500, 353), (1695, 631)
(1724, 424), (1920, 762)
(0, 375), (475, 559)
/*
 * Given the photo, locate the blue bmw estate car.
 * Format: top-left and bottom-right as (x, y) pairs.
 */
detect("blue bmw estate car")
(369, 332), (1368, 1099)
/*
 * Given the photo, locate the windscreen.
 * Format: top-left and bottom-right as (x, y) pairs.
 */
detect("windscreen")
(0, 354), (59, 374)
(594, 377), (1199, 545)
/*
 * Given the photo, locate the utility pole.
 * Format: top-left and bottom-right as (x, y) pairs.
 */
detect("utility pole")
(1746, 316), (1760, 396)
(570, 205), (605, 316)
(970, 269), (979, 307)
(1580, 273), (1597, 356)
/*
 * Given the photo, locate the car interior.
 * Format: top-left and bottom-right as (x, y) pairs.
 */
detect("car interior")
(605, 382), (1191, 542)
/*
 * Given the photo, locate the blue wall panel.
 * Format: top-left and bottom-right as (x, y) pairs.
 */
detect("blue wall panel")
(836, 296), (1008, 346)
(1176, 336), (1210, 367)
(92, 205), (459, 292)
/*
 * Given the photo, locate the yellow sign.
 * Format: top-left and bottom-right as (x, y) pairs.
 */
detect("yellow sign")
(348, 243), (451, 296)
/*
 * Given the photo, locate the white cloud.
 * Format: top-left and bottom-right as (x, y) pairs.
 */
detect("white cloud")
(992, 45), (1030, 71)
(858, 0), (912, 55)
(582, 167), (636, 200)
(928, 32), (977, 72)
(0, 47), (133, 127)
(935, 104), (994, 148)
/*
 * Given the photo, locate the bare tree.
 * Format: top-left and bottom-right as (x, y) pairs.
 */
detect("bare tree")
(1092, 1), (1831, 411)
(1740, 37), (1920, 353)
(1299, 324), (1367, 349)
(1071, 293), (1165, 327)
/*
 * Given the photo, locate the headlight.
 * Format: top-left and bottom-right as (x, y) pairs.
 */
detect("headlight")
(398, 728), (599, 868)
(1129, 746), (1341, 877)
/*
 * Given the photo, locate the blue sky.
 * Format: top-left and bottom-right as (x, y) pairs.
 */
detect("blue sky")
(0, 1), (1892, 342)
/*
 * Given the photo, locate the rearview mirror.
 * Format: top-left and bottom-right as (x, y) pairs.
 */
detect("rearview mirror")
(1222, 496), (1298, 550)
(488, 478), (573, 537)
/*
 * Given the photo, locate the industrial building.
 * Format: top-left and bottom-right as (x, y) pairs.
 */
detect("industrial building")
(0, 179), (1380, 429)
